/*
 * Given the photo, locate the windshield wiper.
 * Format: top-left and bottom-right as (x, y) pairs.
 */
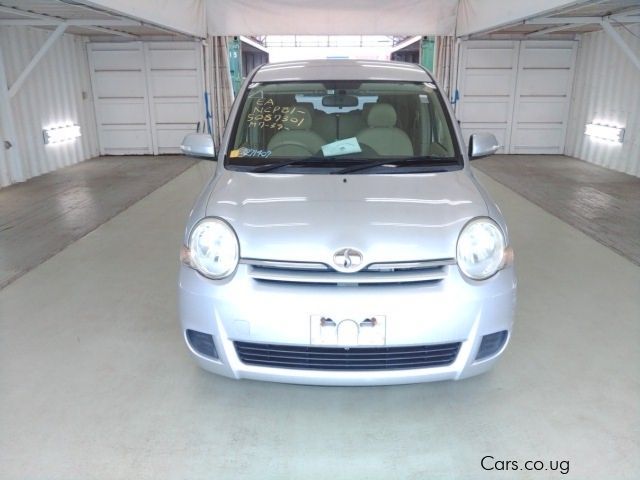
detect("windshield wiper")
(247, 156), (352, 173)
(334, 156), (458, 174)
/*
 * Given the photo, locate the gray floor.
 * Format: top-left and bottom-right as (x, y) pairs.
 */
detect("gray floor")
(0, 161), (638, 479)
(0, 155), (196, 289)
(474, 154), (640, 266)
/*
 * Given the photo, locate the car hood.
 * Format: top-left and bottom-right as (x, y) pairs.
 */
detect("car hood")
(205, 170), (487, 264)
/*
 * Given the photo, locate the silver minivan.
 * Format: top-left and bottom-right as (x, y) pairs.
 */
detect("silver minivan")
(179, 59), (516, 386)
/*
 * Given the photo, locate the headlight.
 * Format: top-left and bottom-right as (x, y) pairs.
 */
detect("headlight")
(456, 218), (506, 280)
(184, 218), (239, 279)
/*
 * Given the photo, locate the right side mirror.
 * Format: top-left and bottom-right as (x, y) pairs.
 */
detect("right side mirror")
(468, 133), (500, 160)
(181, 133), (215, 159)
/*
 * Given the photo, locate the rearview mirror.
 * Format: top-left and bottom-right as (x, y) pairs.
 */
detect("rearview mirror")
(468, 133), (500, 160)
(181, 133), (215, 159)
(322, 94), (359, 108)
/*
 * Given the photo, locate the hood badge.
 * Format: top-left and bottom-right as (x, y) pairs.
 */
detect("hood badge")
(333, 248), (364, 272)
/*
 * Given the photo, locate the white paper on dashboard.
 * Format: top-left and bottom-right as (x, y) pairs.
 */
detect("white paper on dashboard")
(321, 137), (362, 157)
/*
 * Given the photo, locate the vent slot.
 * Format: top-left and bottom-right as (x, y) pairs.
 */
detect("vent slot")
(243, 258), (454, 286)
(234, 341), (461, 371)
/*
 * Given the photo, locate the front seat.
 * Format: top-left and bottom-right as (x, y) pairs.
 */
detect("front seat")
(356, 103), (413, 156)
(267, 107), (325, 156)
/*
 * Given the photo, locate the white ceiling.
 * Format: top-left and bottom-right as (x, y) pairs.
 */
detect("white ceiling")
(0, 0), (638, 39)
(206, 0), (459, 35)
(204, 0), (639, 37)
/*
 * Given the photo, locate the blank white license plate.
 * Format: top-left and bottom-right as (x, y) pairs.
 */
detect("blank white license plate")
(310, 315), (386, 346)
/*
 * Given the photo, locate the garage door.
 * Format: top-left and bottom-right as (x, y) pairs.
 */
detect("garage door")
(88, 42), (204, 155)
(457, 40), (577, 154)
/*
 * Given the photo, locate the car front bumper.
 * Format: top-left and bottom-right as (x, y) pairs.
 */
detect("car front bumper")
(178, 262), (516, 386)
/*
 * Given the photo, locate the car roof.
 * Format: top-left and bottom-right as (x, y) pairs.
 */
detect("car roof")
(252, 59), (433, 83)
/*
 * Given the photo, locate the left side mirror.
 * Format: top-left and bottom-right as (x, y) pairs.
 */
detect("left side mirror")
(181, 133), (215, 159)
(468, 133), (500, 160)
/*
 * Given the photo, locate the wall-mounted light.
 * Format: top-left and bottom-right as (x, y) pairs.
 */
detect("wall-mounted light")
(43, 124), (81, 145)
(584, 123), (625, 143)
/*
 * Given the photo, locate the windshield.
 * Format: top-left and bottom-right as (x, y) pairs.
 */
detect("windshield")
(225, 80), (462, 174)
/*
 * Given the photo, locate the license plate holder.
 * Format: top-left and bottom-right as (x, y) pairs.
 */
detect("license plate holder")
(310, 315), (386, 346)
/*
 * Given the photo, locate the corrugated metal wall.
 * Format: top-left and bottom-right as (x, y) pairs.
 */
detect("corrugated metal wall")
(0, 26), (99, 187)
(565, 24), (640, 177)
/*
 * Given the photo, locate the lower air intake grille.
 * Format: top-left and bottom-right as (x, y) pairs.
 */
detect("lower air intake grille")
(234, 341), (461, 371)
(186, 329), (218, 359)
(476, 330), (509, 360)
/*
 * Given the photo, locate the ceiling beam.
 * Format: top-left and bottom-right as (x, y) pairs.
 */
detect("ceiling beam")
(0, 19), (61, 26)
(0, 5), (142, 37)
(0, 5), (59, 21)
(610, 7), (640, 21)
(69, 19), (142, 27)
(522, 6), (640, 38)
(0, 3), (186, 38)
(0, 4), (143, 35)
(0, 19), (142, 27)
(70, 19), (141, 27)
(80, 26), (138, 38)
(525, 16), (639, 25)
(526, 23), (581, 36)
(239, 35), (268, 54)
(390, 35), (422, 53)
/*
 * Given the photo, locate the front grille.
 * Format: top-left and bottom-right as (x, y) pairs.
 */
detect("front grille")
(243, 258), (454, 286)
(234, 341), (461, 371)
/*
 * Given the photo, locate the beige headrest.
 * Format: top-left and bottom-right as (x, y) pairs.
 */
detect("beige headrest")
(367, 103), (397, 128)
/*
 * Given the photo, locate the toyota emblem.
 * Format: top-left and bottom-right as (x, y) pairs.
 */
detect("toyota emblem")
(333, 248), (364, 272)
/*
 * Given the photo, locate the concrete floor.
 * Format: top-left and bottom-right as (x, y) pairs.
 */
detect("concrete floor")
(0, 155), (196, 289)
(1, 161), (638, 479)
(474, 154), (640, 266)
